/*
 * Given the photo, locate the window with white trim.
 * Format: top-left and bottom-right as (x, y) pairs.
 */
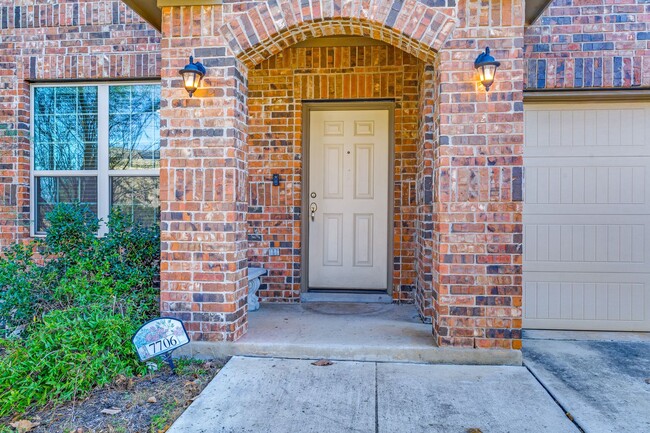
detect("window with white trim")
(31, 83), (161, 234)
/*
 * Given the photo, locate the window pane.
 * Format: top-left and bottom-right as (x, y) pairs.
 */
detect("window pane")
(111, 176), (160, 227)
(33, 87), (98, 171)
(109, 85), (161, 170)
(35, 176), (98, 233)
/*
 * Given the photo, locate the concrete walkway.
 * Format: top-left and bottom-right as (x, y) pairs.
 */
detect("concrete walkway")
(168, 356), (577, 433)
(523, 331), (650, 433)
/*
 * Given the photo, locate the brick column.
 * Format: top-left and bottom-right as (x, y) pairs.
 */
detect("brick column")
(433, 0), (525, 349)
(0, 56), (30, 248)
(159, 6), (249, 342)
(416, 63), (437, 323)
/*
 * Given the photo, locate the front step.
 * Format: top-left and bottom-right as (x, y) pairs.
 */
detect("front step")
(176, 303), (522, 366)
(178, 341), (522, 365)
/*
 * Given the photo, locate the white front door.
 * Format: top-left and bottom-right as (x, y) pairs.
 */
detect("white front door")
(308, 109), (389, 290)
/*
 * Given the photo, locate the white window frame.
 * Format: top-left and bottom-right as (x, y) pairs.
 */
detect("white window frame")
(30, 81), (161, 236)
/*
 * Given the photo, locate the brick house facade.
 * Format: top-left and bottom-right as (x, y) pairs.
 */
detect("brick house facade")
(0, 0), (160, 245)
(0, 0), (648, 352)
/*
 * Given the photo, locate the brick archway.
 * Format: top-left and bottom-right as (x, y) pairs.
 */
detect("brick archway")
(160, 0), (525, 350)
(219, 0), (457, 67)
(222, 0), (452, 328)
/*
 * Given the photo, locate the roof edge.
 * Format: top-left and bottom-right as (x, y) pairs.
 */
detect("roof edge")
(123, 0), (161, 31)
(525, 0), (554, 25)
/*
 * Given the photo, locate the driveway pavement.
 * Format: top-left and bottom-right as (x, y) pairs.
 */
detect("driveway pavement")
(167, 356), (576, 433)
(523, 331), (650, 433)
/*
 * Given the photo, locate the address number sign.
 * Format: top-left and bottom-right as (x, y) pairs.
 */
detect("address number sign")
(132, 317), (190, 362)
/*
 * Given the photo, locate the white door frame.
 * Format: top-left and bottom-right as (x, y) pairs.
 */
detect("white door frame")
(301, 101), (395, 294)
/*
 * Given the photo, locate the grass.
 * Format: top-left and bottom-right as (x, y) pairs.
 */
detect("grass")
(149, 402), (179, 433)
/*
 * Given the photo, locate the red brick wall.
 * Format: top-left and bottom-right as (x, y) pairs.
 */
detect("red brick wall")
(0, 0), (527, 347)
(159, 7), (250, 342)
(247, 44), (423, 303)
(415, 63), (437, 322)
(0, 0), (160, 247)
(434, 0), (524, 349)
(525, 0), (650, 89)
(159, 0), (525, 347)
(154, 0), (524, 349)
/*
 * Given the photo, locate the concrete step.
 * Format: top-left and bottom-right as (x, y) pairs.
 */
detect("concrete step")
(176, 302), (521, 365)
(180, 340), (522, 365)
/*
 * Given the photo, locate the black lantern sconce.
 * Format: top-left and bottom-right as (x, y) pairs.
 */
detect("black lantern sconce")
(179, 56), (206, 97)
(474, 47), (500, 92)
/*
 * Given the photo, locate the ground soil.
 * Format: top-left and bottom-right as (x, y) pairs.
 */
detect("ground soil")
(3, 359), (224, 433)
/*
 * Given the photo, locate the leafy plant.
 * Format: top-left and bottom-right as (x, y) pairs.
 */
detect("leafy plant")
(0, 305), (147, 416)
(0, 203), (159, 337)
(42, 203), (99, 257)
(0, 241), (56, 335)
(0, 203), (160, 418)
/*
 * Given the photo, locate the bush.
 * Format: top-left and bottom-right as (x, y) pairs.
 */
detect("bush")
(0, 242), (56, 334)
(0, 203), (160, 417)
(0, 306), (144, 416)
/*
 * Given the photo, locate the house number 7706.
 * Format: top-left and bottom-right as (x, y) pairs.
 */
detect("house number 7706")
(148, 336), (179, 354)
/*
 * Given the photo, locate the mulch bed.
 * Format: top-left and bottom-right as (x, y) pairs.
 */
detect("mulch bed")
(3, 360), (224, 433)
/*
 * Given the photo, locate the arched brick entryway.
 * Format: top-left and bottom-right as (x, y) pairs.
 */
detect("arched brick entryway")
(230, 11), (444, 324)
(222, 12), (454, 67)
(159, 0), (525, 350)
(246, 38), (437, 310)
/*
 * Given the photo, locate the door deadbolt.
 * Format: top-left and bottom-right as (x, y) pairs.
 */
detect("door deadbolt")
(310, 192), (317, 198)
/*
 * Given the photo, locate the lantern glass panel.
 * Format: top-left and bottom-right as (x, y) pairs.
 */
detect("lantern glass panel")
(183, 71), (199, 92)
(479, 64), (497, 88)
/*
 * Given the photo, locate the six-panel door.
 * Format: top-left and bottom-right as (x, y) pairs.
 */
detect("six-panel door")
(308, 109), (389, 290)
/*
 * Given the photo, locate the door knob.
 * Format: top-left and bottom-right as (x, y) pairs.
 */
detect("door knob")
(310, 202), (318, 221)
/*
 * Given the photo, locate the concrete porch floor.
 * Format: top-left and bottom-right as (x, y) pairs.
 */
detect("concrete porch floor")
(180, 302), (522, 365)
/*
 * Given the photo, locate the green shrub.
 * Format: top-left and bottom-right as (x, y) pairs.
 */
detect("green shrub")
(0, 203), (160, 417)
(0, 242), (58, 334)
(0, 305), (147, 416)
(101, 210), (160, 294)
(0, 204), (159, 336)
(43, 203), (99, 257)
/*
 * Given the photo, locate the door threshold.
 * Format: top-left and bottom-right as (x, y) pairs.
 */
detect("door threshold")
(301, 292), (392, 303)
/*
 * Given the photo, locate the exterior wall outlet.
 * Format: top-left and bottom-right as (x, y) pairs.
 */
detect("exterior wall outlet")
(269, 247), (280, 256)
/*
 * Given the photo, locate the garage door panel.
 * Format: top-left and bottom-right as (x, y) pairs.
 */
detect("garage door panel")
(524, 273), (650, 331)
(524, 215), (648, 273)
(526, 147), (650, 158)
(525, 158), (649, 212)
(525, 105), (650, 155)
(524, 101), (650, 331)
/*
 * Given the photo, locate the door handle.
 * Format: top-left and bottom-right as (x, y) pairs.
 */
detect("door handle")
(310, 202), (318, 221)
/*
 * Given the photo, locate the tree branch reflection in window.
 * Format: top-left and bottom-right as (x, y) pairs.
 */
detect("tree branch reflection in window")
(109, 85), (160, 170)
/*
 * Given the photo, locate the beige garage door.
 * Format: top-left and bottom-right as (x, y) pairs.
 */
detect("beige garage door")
(524, 100), (650, 331)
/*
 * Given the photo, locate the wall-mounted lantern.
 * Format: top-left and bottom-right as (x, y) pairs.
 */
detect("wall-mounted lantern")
(179, 56), (206, 97)
(474, 47), (500, 92)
